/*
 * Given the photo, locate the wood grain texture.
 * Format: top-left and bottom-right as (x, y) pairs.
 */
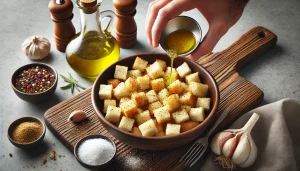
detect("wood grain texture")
(44, 26), (277, 170)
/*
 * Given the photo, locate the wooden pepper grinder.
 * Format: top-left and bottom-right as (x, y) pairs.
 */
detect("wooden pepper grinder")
(48, 0), (76, 52)
(113, 0), (137, 48)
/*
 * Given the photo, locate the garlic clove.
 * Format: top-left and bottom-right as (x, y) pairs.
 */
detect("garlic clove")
(231, 133), (251, 165)
(238, 135), (257, 168)
(211, 131), (235, 155)
(68, 110), (88, 122)
(222, 133), (240, 158)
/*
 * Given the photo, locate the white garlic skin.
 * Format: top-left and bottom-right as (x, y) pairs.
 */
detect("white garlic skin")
(68, 110), (88, 122)
(22, 36), (51, 60)
(211, 131), (234, 155)
(232, 133), (250, 165)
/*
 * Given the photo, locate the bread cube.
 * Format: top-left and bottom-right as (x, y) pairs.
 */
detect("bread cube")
(196, 98), (211, 110)
(153, 119), (165, 137)
(132, 127), (142, 136)
(135, 110), (151, 125)
(179, 92), (196, 107)
(151, 78), (165, 93)
(113, 82), (130, 100)
(114, 65), (128, 80)
(185, 73), (200, 85)
(168, 80), (184, 94)
(137, 108), (144, 114)
(105, 106), (121, 124)
(137, 75), (150, 91)
(146, 90), (159, 103)
(172, 109), (190, 124)
(189, 82), (209, 97)
(155, 59), (167, 71)
(133, 57), (148, 72)
(138, 119), (158, 136)
(103, 99), (116, 113)
(189, 107), (205, 122)
(181, 105), (191, 113)
(181, 121), (199, 132)
(166, 124), (181, 136)
(176, 62), (191, 78)
(119, 97), (131, 105)
(166, 94), (181, 113)
(132, 92), (148, 107)
(127, 70), (142, 78)
(153, 106), (171, 124)
(148, 101), (163, 116)
(181, 82), (190, 93)
(99, 84), (113, 99)
(107, 79), (121, 88)
(125, 77), (138, 92)
(158, 88), (169, 102)
(146, 62), (164, 79)
(118, 116), (135, 132)
(120, 100), (138, 118)
(164, 67), (179, 87)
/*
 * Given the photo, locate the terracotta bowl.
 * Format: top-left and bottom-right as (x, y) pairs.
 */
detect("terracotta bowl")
(91, 53), (219, 151)
(11, 62), (58, 103)
(7, 116), (46, 149)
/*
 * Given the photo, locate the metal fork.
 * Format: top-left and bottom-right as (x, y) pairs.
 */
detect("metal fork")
(179, 108), (231, 167)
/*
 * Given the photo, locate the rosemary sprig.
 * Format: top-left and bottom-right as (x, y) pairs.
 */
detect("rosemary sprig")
(60, 73), (86, 94)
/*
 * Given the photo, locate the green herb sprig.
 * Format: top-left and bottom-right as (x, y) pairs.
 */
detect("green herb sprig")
(60, 73), (86, 94)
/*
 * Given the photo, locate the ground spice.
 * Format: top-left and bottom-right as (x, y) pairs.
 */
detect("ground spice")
(9, 153), (12, 157)
(42, 158), (47, 165)
(15, 66), (55, 94)
(50, 150), (56, 160)
(12, 121), (43, 143)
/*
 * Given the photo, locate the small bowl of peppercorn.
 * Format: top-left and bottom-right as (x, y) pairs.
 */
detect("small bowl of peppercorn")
(11, 62), (58, 103)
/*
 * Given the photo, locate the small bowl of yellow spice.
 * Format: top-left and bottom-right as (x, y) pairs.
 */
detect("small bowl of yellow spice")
(7, 116), (46, 149)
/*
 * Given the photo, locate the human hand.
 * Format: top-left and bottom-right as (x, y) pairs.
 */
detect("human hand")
(145, 0), (248, 61)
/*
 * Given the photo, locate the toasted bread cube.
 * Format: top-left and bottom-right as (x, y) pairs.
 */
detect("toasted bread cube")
(118, 116), (135, 132)
(153, 106), (171, 124)
(103, 99), (117, 113)
(172, 109), (190, 124)
(168, 80), (184, 94)
(132, 92), (148, 107)
(114, 65), (128, 80)
(181, 82), (190, 93)
(151, 78), (165, 93)
(99, 84), (113, 99)
(176, 62), (191, 78)
(146, 90), (159, 103)
(181, 121), (199, 132)
(137, 75), (150, 91)
(162, 99), (168, 106)
(146, 62), (164, 79)
(137, 108), (144, 114)
(153, 119), (165, 137)
(179, 92), (196, 107)
(158, 88), (169, 102)
(135, 110), (151, 125)
(166, 124), (181, 136)
(138, 119), (158, 136)
(127, 70), (142, 78)
(107, 79), (121, 88)
(125, 77), (138, 92)
(166, 94), (181, 113)
(120, 100), (138, 118)
(185, 73), (200, 85)
(189, 107), (205, 122)
(148, 101), (163, 116)
(113, 82), (130, 100)
(133, 57), (148, 72)
(132, 127), (142, 136)
(181, 105), (191, 113)
(164, 67), (179, 87)
(189, 82), (209, 97)
(105, 106), (121, 124)
(155, 59), (167, 71)
(119, 97), (131, 105)
(196, 98), (211, 110)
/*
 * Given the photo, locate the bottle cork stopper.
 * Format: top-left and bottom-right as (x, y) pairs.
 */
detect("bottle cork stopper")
(80, 0), (97, 13)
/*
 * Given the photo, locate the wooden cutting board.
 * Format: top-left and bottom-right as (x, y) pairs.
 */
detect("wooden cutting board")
(44, 27), (277, 170)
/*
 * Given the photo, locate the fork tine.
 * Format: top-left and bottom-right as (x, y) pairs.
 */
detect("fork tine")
(179, 142), (199, 163)
(188, 145), (206, 167)
(186, 145), (204, 166)
(181, 143), (201, 164)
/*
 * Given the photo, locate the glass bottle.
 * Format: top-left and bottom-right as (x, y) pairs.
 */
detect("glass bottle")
(66, 0), (120, 79)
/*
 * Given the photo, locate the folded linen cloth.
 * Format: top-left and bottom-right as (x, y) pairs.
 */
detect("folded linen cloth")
(197, 98), (300, 171)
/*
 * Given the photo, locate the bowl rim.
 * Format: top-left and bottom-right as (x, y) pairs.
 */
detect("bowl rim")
(11, 62), (58, 96)
(7, 116), (46, 145)
(74, 134), (117, 168)
(92, 52), (220, 140)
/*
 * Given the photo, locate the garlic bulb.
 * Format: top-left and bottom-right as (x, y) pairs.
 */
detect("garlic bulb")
(211, 113), (260, 168)
(22, 36), (51, 60)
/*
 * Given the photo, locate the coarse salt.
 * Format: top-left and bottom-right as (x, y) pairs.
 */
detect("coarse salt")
(78, 138), (115, 166)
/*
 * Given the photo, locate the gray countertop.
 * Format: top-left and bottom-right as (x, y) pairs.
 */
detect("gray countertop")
(1, 0), (299, 170)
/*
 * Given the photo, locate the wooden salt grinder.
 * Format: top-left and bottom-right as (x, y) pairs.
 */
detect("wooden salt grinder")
(48, 0), (76, 52)
(113, 0), (137, 48)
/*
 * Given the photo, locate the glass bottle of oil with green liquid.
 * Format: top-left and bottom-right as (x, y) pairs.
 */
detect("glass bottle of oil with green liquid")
(66, 0), (120, 79)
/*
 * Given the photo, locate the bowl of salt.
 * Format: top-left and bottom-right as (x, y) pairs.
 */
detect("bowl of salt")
(74, 134), (116, 170)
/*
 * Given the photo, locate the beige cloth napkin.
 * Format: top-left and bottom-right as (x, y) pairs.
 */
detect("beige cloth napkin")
(196, 98), (300, 171)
